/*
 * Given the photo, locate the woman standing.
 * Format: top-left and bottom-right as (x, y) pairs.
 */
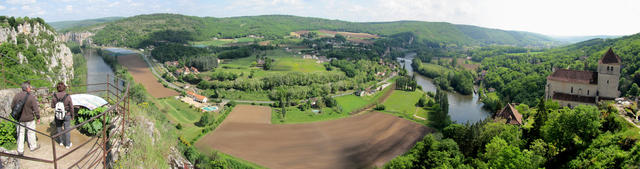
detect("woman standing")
(51, 82), (74, 149)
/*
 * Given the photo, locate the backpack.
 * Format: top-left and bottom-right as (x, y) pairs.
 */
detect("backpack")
(54, 94), (68, 120)
(11, 93), (29, 120)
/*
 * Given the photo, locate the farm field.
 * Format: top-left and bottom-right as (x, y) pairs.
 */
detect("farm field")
(117, 54), (179, 98)
(195, 105), (432, 169)
(334, 84), (392, 114)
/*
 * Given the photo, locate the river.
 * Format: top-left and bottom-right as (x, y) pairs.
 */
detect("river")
(85, 49), (114, 94)
(399, 53), (491, 123)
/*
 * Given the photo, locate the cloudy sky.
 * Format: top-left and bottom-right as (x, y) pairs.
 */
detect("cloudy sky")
(1, 0), (639, 36)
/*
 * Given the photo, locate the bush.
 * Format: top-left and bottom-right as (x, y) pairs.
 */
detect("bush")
(0, 119), (16, 148)
(176, 123), (183, 130)
(75, 106), (110, 136)
(374, 104), (386, 110)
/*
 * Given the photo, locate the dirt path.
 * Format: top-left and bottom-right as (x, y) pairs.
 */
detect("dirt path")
(195, 105), (431, 169)
(118, 54), (179, 98)
(19, 123), (103, 169)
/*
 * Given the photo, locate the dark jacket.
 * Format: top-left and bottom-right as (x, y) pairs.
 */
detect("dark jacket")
(51, 92), (74, 120)
(11, 91), (40, 122)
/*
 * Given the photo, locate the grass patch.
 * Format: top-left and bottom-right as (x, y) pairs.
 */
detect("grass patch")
(335, 95), (372, 113)
(271, 107), (348, 124)
(155, 97), (206, 141)
(381, 89), (430, 124)
(272, 56), (326, 72)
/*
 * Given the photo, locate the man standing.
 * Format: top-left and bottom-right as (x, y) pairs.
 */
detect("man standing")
(11, 81), (40, 155)
(51, 82), (73, 149)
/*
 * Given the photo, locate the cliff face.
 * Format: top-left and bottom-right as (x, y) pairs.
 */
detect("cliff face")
(59, 31), (94, 44)
(0, 22), (74, 84)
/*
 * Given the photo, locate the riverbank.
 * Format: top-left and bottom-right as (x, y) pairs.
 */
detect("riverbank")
(399, 53), (490, 123)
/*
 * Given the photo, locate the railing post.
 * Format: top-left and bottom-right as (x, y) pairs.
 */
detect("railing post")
(106, 74), (110, 102)
(102, 111), (107, 168)
(51, 136), (58, 169)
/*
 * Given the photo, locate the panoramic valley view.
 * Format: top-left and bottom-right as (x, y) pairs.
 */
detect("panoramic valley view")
(1, 0), (640, 168)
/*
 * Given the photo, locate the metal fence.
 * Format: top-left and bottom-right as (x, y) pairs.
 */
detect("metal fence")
(0, 58), (131, 169)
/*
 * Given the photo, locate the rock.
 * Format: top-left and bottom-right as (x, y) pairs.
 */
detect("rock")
(58, 31), (94, 44)
(168, 147), (193, 169)
(0, 147), (20, 169)
(0, 88), (20, 119)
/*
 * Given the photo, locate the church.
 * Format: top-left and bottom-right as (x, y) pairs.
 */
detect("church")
(545, 48), (621, 107)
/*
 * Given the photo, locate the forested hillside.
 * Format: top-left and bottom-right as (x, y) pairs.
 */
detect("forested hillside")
(69, 14), (558, 48)
(49, 16), (124, 32)
(479, 33), (640, 105)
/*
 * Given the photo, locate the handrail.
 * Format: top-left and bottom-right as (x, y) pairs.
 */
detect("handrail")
(52, 82), (130, 139)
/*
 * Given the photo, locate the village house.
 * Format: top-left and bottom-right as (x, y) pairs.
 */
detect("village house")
(186, 91), (208, 103)
(164, 61), (179, 67)
(545, 48), (621, 107)
(494, 103), (523, 125)
(175, 66), (199, 75)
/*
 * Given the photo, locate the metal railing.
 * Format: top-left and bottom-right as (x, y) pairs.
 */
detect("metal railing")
(0, 57), (131, 169)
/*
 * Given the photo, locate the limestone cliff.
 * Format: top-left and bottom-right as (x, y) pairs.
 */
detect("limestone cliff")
(59, 31), (94, 44)
(0, 20), (74, 85)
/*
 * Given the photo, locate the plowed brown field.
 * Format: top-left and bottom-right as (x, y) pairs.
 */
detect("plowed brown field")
(117, 54), (178, 98)
(195, 105), (431, 169)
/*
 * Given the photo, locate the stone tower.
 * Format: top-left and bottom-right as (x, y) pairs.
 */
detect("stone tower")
(596, 48), (621, 99)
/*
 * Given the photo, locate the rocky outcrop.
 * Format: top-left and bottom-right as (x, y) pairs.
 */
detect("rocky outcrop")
(0, 22), (74, 84)
(59, 31), (94, 44)
(168, 147), (193, 169)
(0, 147), (20, 169)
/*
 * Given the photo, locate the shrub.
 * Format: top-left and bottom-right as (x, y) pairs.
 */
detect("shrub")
(75, 106), (110, 136)
(0, 119), (16, 148)
(176, 123), (183, 130)
(374, 104), (386, 111)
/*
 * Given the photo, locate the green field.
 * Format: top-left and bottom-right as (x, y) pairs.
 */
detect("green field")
(272, 56), (327, 72)
(334, 85), (392, 114)
(271, 107), (348, 124)
(382, 90), (429, 123)
(155, 97), (207, 141)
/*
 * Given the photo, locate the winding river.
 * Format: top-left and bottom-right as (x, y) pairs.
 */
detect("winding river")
(399, 53), (491, 123)
(85, 49), (114, 94)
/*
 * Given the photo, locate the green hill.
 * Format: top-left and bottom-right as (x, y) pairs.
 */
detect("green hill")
(49, 16), (124, 32)
(69, 13), (558, 48)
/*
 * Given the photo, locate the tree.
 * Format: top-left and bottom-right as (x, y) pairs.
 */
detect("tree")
(629, 83), (640, 97)
(541, 105), (602, 153)
(263, 57), (273, 70)
(482, 137), (543, 169)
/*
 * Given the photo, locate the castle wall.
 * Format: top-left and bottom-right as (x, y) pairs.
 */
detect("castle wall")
(546, 80), (597, 98)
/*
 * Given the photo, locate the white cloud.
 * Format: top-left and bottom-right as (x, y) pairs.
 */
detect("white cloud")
(0, 5), (6, 10)
(65, 5), (73, 12)
(6, 0), (36, 5)
(108, 1), (120, 7)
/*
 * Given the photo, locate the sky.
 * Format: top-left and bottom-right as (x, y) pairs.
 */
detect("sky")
(1, 0), (639, 36)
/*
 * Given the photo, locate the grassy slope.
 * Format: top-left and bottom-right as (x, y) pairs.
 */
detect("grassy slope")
(154, 97), (205, 141)
(382, 90), (430, 124)
(72, 13), (557, 47)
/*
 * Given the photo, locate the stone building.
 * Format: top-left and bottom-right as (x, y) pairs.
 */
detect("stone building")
(545, 48), (621, 107)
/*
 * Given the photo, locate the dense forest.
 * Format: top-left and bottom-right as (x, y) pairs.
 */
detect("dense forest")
(69, 13), (559, 48)
(386, 99), (640, 169)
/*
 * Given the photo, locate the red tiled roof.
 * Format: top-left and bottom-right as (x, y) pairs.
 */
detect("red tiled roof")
(547, 69), (597, 84)
(552, 93), (596, 104)
(187, 91), (206, 101)
(599, 48), (621, 64)
(494, 103), (523, 125)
